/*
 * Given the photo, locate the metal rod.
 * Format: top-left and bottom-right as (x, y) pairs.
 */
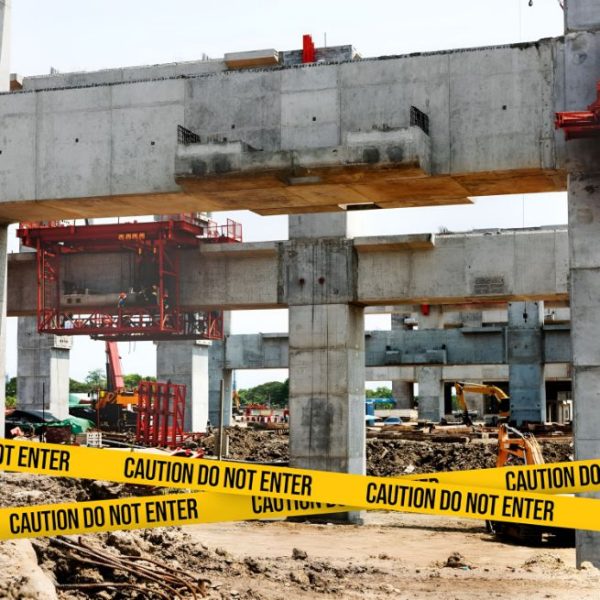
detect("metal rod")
(218, 378), (225, 460)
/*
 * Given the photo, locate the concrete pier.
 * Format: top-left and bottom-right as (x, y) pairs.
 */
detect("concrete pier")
(208, 312), (232, 428)
(287, 214), (366, 493)
(156, 340), (210, 432)
(390, 314), (414, 409)
(416, 365), (444, 421)
(564, 0), (600, 567)
(16, 319), (71, 419)
(507, 301), (546, 424)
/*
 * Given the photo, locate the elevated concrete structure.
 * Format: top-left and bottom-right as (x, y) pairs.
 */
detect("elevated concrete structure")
(0, 37), (567, 222)
(221, 325), (572, 371)
(6, 228), (569, 315)
(0, 0), (599, 564)
(565, 0), (600, 566)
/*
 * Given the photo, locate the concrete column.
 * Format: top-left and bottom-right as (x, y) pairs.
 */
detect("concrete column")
(416, 365), (443, 421)
(287, 213), (366, 523)
(289, 303), (365, 474)
(16, 320), (71, 419)
(390, 313), (413, 408)
(156, 340), (210, 432)
(208, 312), (232, 427)
(569, 174), (600, 566)
(565, 0), (600, 567)
(507, 301), (546, 424)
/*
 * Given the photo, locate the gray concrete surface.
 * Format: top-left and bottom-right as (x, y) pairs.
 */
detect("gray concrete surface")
(507, 301), (546, 424)
(563, 0), (600, 567)
(220, 324), (571, 370)
(287, 214), (365, 524)
(208, 312), (232, 428)
(416, 365), (444, 421)
(156, 340), (210, 433)
(0, 38), (567, 221)
(16, 318), (71, 419)
(6, 228), (569, 315)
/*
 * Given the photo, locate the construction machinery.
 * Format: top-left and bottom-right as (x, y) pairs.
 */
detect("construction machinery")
(92, 341), (138, 431)
(488, 424), (574, 546)
(454, 382), (509, 426)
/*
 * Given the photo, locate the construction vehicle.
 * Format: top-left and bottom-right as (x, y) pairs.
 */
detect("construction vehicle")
(92, 342), (138, 431)
(487, 424), (574, 546)
(454, 382), (509, 426)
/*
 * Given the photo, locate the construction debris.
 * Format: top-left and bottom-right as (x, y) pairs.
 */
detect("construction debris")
(197, 427), (572, 478)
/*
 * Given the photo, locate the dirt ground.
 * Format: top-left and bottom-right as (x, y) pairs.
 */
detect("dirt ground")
(26, 510), (600, 600)
(0, 430), (589, 599)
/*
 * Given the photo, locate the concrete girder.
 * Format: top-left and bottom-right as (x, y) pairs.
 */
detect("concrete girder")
(0, 38), (567, 222)
(219, 326), (571, 371)
(6, 229), (569, 316)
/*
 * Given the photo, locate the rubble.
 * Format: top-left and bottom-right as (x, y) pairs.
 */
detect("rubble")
(199, 428), (573, 478)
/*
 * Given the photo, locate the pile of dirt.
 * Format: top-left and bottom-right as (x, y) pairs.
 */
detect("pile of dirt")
(366, 439), (497, 477)
(208, 428), (572, 478)
(203, 428), (289, 462)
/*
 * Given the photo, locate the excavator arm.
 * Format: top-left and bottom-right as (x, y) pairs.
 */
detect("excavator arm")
(454, 382), (510, 425)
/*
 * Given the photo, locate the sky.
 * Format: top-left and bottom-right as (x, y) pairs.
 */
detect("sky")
(5, 0), (567, 389)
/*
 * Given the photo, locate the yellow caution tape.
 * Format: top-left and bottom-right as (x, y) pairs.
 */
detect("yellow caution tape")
(0, 439), (593, 495)
(1, 492), (346, 540)
(1, 439), (600, 536)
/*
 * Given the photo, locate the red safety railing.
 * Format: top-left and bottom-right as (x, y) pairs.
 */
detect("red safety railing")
(17, 217), (240, 342)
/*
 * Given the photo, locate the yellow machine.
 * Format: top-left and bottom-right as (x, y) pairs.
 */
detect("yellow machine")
(454, 382), (509, 425)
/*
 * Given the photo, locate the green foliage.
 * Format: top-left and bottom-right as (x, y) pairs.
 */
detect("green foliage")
(5, 376), (16, 397)
(366, 387), (393, 399)
(85, 368), (107, 389)
(5, 396), (16, 408)
(238, 379), (289, 408)
(123, 374), (156, 389)
(69, 378), (89, 393)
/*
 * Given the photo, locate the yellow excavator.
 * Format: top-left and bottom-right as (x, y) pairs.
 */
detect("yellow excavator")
(454, 382), (509, 426)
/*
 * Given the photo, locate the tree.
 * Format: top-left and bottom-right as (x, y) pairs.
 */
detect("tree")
(366, 386), (393, 399)
(84, 369), (106, 390)
(5, 376), (16, 397)
(5, 376), (16, 408)
(123, 374), (156, 389)
(70, 378), (89, 393)
(238, 379), (289, 408)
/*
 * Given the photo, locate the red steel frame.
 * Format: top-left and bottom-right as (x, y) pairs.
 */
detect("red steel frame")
(17, 217), (241, 341)
(555, 81), (600, 140)
(136, 380), (186, 448)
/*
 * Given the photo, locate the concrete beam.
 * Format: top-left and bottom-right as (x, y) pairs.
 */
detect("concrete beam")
(6, 228), (569, 316)
(221, 326), (571, 371)
(0, 38), (566, 221)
